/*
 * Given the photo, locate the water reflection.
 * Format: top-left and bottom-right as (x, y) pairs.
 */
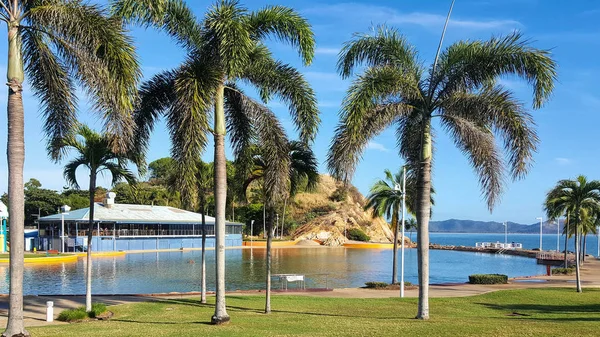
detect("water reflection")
(0, 248), (546, 295)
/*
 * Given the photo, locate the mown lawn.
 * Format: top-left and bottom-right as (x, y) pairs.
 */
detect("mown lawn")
(32, 288), (600, 337)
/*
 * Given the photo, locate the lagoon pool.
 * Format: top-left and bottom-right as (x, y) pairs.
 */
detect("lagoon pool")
(0, 247), (545, 295)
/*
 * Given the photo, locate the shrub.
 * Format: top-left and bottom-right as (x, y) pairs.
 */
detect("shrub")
(57, 303), (107, 322)
(552, 267), (575, 275)
(88, 303), (107, 318)
(365, 281), (389, 288)
(468, 274), (508, 284)
(329, 187), (348, 202)
(57, 307), (87, 322)
(347, 228), (370, 242)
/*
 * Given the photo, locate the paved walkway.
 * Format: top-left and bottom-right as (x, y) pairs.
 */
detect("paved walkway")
(2, 259), (599, 328)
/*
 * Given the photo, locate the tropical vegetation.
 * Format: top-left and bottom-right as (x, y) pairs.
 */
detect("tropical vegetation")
(1, 1), (139, 335)
(56, 125), (138, 312)
(327, 26), (556, 319)
(113, 0), (318, 322)
(544, 175), (600, 292)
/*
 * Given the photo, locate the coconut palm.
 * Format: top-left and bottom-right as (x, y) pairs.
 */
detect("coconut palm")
(544, 176), (600, 292)
(2, 2), (139, 335)
(406, 217), (418, 242)
(327, 26), (556, 319)
(58, 125), (137, 313)
(113, 0), (317, 323)
(364, 167), (414, 285)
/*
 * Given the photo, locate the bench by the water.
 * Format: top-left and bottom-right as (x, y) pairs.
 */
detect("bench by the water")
(476, 242), (522, 249)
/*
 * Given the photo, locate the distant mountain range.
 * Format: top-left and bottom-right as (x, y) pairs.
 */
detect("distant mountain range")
(429, 219), (563, 234)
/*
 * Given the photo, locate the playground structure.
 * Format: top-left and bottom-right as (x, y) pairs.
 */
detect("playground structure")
(0, 201), (7, 253)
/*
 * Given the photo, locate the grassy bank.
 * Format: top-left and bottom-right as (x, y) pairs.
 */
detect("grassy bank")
(33, 288), (600, 336)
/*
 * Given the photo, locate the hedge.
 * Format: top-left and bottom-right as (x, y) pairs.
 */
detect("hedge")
(468, 274), (508, 284)
(552, 267), (575, 275)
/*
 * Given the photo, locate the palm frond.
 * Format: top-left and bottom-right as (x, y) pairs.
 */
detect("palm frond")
(338, 25), (420, 79)
(242, 48), (319, 143)
(248, 5), (314, 65)
(441, 115), (504, 210)
(434, 32), (557, 109)
(111, 0), (203, 49)
(441, 86), (538, 179)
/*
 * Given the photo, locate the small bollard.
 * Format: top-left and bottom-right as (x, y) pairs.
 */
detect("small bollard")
(46, 301), (54, 322)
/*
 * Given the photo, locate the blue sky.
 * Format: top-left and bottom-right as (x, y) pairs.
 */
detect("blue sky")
(0, 0), (598, 224)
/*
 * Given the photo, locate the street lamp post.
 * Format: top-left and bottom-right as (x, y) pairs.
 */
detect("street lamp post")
(556, 219), (560, 252)
(503, 221), (507, 245)
(60, 205), (71, 253)
(395, 165), (407, 298)
(250, 220), (254, 247)
(536, 217), (543, 251)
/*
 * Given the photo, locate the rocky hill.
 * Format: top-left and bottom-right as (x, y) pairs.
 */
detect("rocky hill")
(290, 175), (396, 246)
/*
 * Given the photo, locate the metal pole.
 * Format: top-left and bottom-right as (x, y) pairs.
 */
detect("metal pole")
(276, 214), (280, 239)
(537, 217), (543, 250)
(557, 219), (560, 252)
(61, 213), (65, 253)
(250, 220), (254, 247)
(263, 204), (266, 239)
(504, 222), (507, 245)
(400, 165), (406, 298)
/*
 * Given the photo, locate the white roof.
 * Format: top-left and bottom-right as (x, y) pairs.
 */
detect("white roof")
(38, 203), (219, 224)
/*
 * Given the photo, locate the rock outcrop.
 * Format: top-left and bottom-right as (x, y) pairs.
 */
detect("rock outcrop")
(291, 175), (405, 246)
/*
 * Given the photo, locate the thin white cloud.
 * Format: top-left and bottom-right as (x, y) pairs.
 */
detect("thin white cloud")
(554, 157), (571, 166)
(315, 47), (340, 55)
(303, 3), (521, 31)
(366, 141), (389, 152)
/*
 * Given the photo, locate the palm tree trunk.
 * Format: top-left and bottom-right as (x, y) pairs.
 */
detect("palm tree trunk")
(391, 205), (399, 285)
(211, 82), (229, 324)
(265, 208), (274, 313)
(200, 197), (207, 304)
(85, 173), (97, 312)
(575, 229), (582, 293)
(564, 213), (569, 268)
(416, 121), (433, 320)
(3, 18), (29, 337)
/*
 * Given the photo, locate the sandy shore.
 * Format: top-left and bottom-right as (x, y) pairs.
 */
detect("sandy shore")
(2, 258), (599, 328)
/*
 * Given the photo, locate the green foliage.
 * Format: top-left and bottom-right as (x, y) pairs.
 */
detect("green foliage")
(23, 179), (64, 225)
(88, 303), (107, 318)
(330, 187), (348, 202)
(364, 281), (388, 288)
(57, 307), (88, 322)
(148, 157), (176, 184)
(468, 274), (508, 284)
(57, 303), (107, 321)
(552, 267), (575, 275)
(347, 228), (370, 242)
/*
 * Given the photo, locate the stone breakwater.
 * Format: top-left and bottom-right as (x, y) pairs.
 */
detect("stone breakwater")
(429, 244), (548, 259)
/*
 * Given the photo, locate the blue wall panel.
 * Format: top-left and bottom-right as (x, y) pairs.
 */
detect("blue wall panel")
(88, 235), (242, 252)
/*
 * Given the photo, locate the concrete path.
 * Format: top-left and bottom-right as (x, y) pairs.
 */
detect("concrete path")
(2, 259), (599, 328)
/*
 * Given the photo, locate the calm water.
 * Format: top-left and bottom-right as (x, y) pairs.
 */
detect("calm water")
(427, 233), (600, 256)
(0, 246), (546, 295)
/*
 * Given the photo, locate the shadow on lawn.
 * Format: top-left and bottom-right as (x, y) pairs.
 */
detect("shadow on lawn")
(478, 302), (600, 321)
(152, 298), (403, 320)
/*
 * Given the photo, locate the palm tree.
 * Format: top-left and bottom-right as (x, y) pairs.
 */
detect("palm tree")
(114, 0), (317, 323)
(364, 168), (413, 285)
(242, 140), (320, 236)
(544, 176), (600, 292)
(58, 125), (137, 313)
(2, 2), (139, 335)
(239, 140), (318, 312)
(327, 26), (556, 319)
(406, 217), (418, 242)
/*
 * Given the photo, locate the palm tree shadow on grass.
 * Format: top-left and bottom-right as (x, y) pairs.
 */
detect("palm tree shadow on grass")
(477, 302), (600, 321)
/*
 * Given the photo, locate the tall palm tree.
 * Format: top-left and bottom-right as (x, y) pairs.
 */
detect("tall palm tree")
(327, 27), (556, 319)
(544, 176), (600, 293)
(58, 125), (137, 313)
(364, 167), (415, 285)
(113, 0), (317, 323)
(239, 140), (318, 313)
(406, 217), (418, 242)
(2, 2), (139, 335)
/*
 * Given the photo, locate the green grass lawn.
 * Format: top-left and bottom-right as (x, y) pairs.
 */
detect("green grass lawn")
(32, 288), (600, 337)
